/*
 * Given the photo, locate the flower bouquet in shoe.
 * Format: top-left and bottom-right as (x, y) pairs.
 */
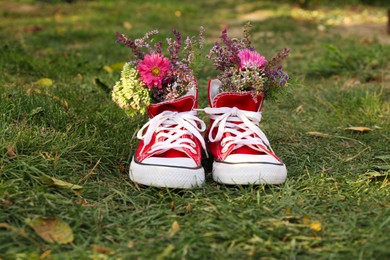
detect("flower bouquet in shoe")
(205, 23), (289, 185)
(112, 28), (207, 188)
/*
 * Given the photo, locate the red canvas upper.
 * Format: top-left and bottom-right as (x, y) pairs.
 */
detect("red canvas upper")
(206, 79), (281, 162)
(135, 94), (203, 166)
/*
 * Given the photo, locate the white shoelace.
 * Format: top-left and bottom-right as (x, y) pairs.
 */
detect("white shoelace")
(137, 110), (207, 156)
(204, 107), (273, 155)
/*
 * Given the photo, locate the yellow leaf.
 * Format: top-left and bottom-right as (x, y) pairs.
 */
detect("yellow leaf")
(175, 10), (182, 17)
(309, 221), (322, 232)
(40, 249), (52, 260)
(344, 127), (372, 132)
(26, 88), (42, 95)
(61, 99), (69, 110)
(36, 78), (53, 88)
(40, 176), (83, 192)
(306, 131), (332, 138)
(76, 73), (83, 82)
(123, 21), (132, 30)
(109, 62), (126, 71)
(103, 65), (113, 74)
(169, 220), (180, 234)
(91, 244), (115, 255)
(26, 217), (74, 244)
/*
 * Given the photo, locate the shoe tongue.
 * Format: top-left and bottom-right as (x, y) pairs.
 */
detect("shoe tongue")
(213, 92), (264, 112)
(147, 95), (196, 118)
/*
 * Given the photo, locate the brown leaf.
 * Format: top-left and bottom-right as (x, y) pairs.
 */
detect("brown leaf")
(91, 244), (114, 255)
(169, 220), (180, 234)
(23, 25), (44, 33)
(6, 145), (17, 158)
(170, 200), (175, 211)
(344, 127), (372, 132)
(26, 217), (74, 244)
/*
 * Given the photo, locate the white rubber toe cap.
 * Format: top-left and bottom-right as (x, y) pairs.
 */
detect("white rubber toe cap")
(130, 157), (205, 189)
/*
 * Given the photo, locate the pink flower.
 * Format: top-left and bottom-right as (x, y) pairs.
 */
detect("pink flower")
(237, 49), (267, 69)
(137, 53), (171, 89)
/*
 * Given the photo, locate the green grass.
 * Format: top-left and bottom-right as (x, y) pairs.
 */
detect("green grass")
(1, 0), (390, 259)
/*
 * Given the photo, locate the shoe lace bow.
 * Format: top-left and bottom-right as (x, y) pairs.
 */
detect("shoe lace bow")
(137, 110), (207, 155)
(204, 107), (273, 155)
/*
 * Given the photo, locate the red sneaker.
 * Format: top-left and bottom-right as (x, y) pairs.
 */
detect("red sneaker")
(130, 91), (206, 188)
(204, 79), (287, 185)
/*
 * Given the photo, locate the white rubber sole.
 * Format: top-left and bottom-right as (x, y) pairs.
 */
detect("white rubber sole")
(129, 157), (205, 189)
(212, 161), (287, 185)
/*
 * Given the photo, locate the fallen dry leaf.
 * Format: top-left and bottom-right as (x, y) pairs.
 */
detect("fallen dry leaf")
(61, 99), (69, 110)
(365, 171), (389, 183)
(175, 10), (182, 17)
(6, 145), (17, 158)
(26, 217), (74, 244)
(103, 65), (113, 74)
(76, 73), (83, 82)
(36, 78), (53, 88)
(169, 220), (180, 234)
(23, 25), (44, 33)
(306, 131), (332, 138)
(40, 175), (83, 192)
(294, 105), (305, 113)
(309, 221), (322, 232)
(344, 127), (372, 132)
(123, 21), (132, 30)
(40, 249), (52, 260)
(91, 244), (114, 255)
(109, 62), (126, 71)
(26, 88), (42, 95)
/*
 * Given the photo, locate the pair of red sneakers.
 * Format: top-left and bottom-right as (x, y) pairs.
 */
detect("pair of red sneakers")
(129, 79), (287, 188)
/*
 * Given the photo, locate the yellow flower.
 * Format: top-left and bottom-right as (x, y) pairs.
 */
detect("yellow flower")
(112, 63), (151, 117)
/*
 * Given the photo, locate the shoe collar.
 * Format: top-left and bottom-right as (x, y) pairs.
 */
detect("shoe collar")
(208, 79), (264, 112)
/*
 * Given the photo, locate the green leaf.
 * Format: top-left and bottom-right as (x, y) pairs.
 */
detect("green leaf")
(40, 175), (83, 192)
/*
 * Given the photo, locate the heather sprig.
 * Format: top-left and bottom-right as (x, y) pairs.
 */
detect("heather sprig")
(113, 28), (204, 114)
(207, 24), (290, 99)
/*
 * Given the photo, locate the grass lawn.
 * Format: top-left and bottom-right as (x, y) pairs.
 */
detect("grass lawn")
(1, 0), (389, 259)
